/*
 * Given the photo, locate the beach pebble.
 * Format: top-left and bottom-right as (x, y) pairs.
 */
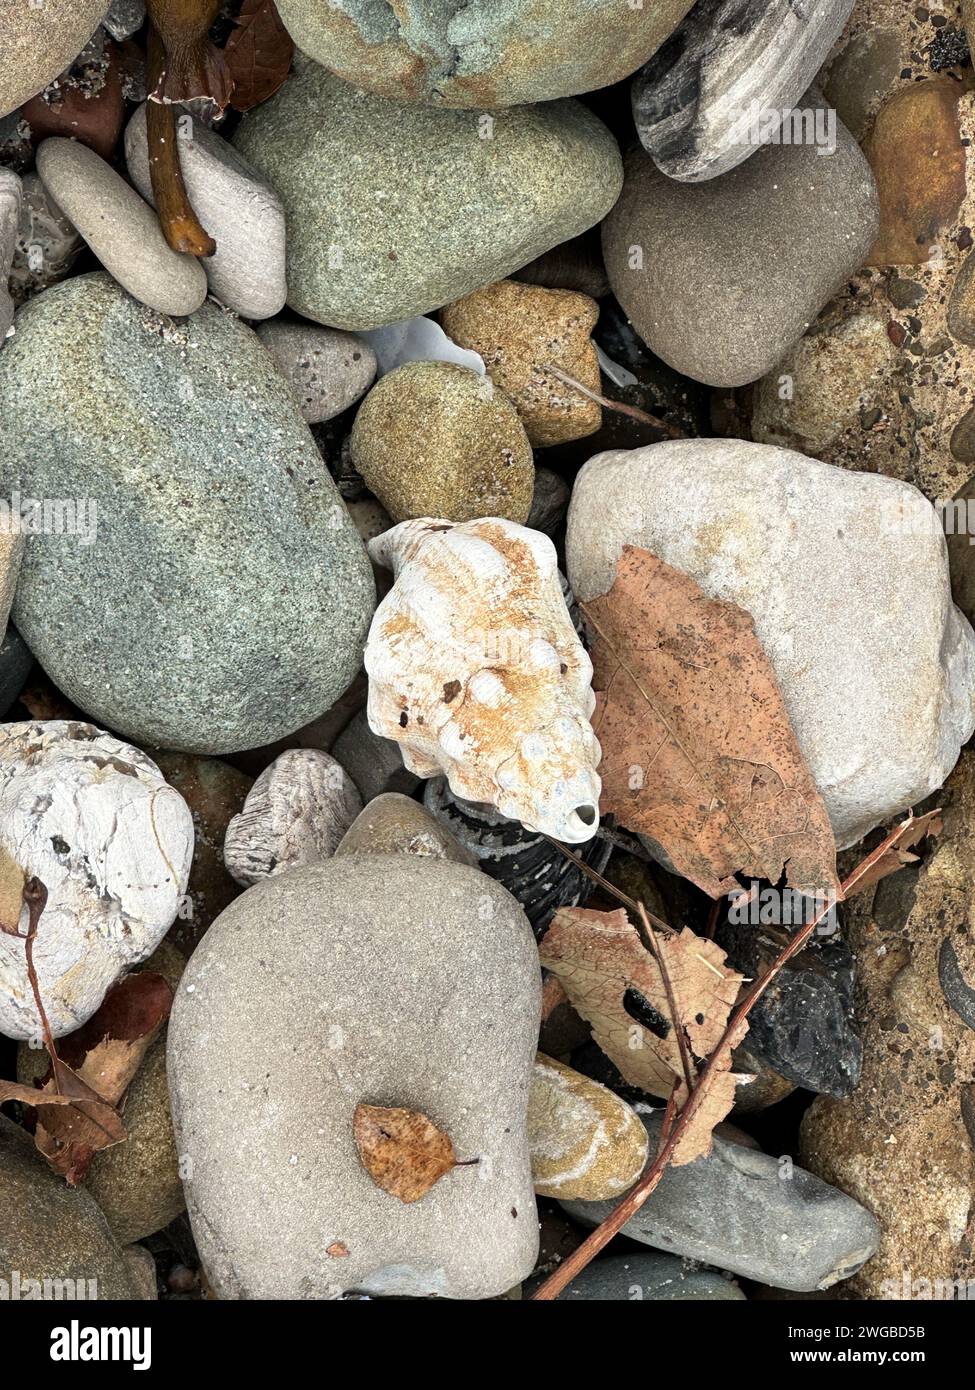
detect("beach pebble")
(0, 1115), (142, 1300)
(602, 98), (878, 386)
(233, 57), (622, 330)
(334, 792), (476, 866)
(17, 941), (186, 1245)
(332, 708), (420, 804)
(527, 467), (571, 537)
(567, 439), (975, 848)
(273, 0), (694, 107)
(350, 361), (534, 524)
(35, 138), (207, 317)
(528, 1054), (648, 1201)
(0, 2), (105, 119)
(633, 0), (854, 182)
(0, 170), (21, 341)
(152, 753), (253, 957)
(441, 279), (602, 447)
(0, 273), (375, 753)
(125, 105), (287, 321)
(0, 626), (32, 717)
(223, 749), (362, 886)
(103, 0), (146, 42)
(0, 721), (193, 1040)
(168, 855), (541, 1299)
(549, 1252), (746, 1302)
(256, 320), (376, 423)
(562, 1112), (880, 1292)
(8, 171), (83, 306)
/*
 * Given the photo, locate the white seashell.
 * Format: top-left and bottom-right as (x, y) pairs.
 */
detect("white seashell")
(0, 721), (193, 1041)
(360, 314), (486, 379)
(223, 748), (363, 886)
(365, 518), (601, 844)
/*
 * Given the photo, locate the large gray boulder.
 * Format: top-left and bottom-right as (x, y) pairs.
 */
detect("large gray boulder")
(0, 273), (375, 753)
(168, 855), (542, 1299)
(274, 0), (695, 108)
(566, 439), (975, 849)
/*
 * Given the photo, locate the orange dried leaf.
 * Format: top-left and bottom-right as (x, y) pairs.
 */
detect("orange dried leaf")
(6, 972), (172, 1185)
(224, 0), (294, 111)
(539, 906), (745, 1164)
(353, 1103), (458, 1204)
(844, 809), (943, 896)
(585, 546), (840, 902)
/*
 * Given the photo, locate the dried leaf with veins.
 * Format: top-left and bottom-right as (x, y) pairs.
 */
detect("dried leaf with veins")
(584, 545), (839, 901)
(353, 1103), (463, 1204)
(539, 906), (745, 1164)
(0, 972), (172, 1185)
(225, 0), (295, 112)
(844, 809), (943, 896)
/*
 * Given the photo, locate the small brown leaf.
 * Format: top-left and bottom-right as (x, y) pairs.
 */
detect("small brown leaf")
(326, 1241), (350, 1258)
(224, 0), (294, 112)
(539, 906), (746, 1164)
(584, 546), (839, 901)
(353, 1103), (459, 1204)
(1, 972), (173, 1185)
(844, 809), (943, 896)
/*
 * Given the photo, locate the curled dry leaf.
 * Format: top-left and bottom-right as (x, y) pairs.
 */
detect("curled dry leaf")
(353, 1103), (460, 1204)
(0, 972), (173, 1185)
(843, 809), (943, 896)
(584, 546), (839, 902)
(224, 0), (295, 112)
(539, 906), (745, 1164)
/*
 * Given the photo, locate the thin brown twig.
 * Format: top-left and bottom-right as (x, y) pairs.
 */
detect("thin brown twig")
(540, 832), (675, 935)
(531, 814), (916, 1300)
(541, 362), (683, 437)
(636, 901), (695, 1099)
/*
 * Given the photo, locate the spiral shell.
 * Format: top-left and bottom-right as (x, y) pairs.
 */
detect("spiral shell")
(365, 517), (601, 843)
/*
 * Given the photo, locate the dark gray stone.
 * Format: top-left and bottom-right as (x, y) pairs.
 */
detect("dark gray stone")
(0, 625), (31, 716)
(546, 1251), (745, 1301)
(561, 1112), (880, 1292)
(715, 912), (863, 1098)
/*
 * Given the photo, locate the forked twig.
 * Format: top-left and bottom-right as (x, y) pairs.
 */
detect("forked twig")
(531, 815), (916, 1300)
(541, 362), (683, 438)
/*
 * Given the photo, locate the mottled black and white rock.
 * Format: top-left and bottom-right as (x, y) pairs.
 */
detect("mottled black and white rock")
(715, 908), (862, 1098)
(424, 777), (612, 939)
(633, 0), (855, 182)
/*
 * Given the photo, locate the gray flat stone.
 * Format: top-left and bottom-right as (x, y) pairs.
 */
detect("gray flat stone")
(168, 855), (541, 1299)
(547, 1251), (746, 1301)
(256, 320), (376, 423)
(561, 1112), (880, 1292)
